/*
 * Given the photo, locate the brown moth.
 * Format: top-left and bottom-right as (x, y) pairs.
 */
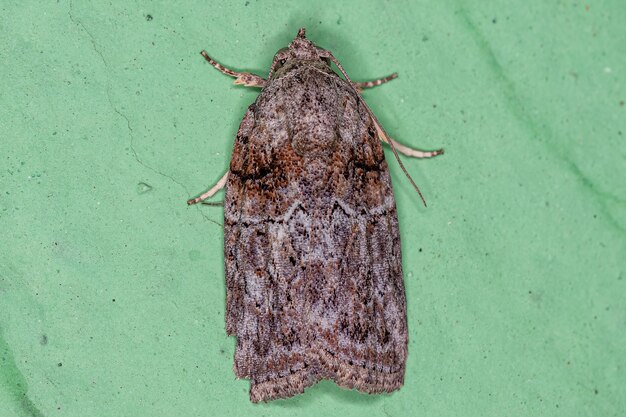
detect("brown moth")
(188, 28), (442, 402)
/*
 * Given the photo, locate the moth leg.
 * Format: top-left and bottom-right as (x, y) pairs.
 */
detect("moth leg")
(354, 73), (398, 90)
(187, 171), (229, 205)
(200, 51), (266, 88)
(385, 138), (444, 159)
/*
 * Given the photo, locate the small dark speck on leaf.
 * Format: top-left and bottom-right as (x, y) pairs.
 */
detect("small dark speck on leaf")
(112, 299), (116, 302)
(492, 18), (497, 24)
(245, 1), (249, 5)
(41, 334), (48, 345)
(418, 248), (422, 252)
(422, 35), (429, 42)
(57, 362), (62, 367)
(594, 388), (598, 395)
(620, 100), (624, 107)
(137, 182), (153, 194)
(146, 14), (153, 21)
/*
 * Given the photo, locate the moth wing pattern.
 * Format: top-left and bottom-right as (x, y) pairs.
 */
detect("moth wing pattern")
(224, 64), (407, 402)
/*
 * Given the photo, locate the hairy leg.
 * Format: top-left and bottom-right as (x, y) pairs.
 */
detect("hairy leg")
(354, 73), (398, 90)
(187, 171), (229, 205)
(201, 51), (266, 88)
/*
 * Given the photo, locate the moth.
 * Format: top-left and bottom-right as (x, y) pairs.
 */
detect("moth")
(188, 28), (442, 402)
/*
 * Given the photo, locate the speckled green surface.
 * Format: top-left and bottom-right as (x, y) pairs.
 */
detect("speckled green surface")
(1, 1), (625, 416)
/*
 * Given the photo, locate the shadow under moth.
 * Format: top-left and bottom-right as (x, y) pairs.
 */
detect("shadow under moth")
(188, 28), (443, 402)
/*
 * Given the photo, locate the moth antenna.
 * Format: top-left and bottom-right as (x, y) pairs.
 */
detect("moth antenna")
(267, 55), (280, 80)
(324, 52), (429, 207)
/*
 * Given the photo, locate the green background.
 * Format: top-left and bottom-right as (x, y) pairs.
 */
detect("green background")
(1, 0), (624, 415)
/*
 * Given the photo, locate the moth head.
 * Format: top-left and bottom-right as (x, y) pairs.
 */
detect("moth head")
(270, 28), (331, 74)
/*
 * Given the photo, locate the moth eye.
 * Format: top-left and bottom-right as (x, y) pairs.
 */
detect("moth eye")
(279, 59), (287, 66)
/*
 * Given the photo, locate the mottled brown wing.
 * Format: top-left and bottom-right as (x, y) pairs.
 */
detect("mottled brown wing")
(224, 66), (407, 402)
